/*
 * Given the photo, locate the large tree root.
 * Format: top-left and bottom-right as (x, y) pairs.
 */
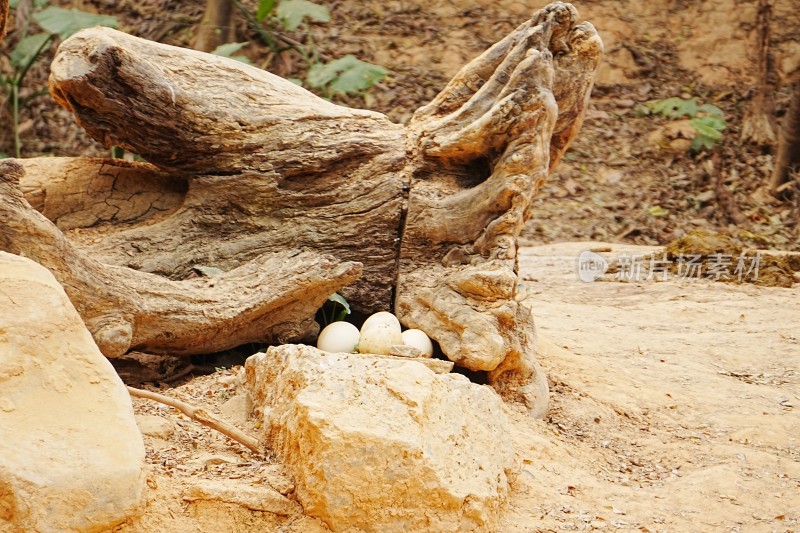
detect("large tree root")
(3, 2), (603, 417)
(1, 160), (361, 357)
(396, 3), (601, 414)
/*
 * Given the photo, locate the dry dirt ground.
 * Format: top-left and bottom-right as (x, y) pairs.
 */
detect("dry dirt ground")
(118, 242), (800, 532)
(511, 243), (799, 532)
(2, 0), (799, 531)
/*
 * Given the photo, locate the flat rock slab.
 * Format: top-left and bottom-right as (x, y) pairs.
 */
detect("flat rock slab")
(182, 478), (301, 516)
(0, 252), (146, 533)
(245, 345), (513, 533)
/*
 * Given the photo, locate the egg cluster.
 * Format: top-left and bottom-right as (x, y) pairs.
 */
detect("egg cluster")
(316, 311), (433, 357)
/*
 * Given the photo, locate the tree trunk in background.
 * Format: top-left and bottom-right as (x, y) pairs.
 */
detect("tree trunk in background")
(741, 0), (777, 146)
(1, 3), (603, 417)
(0, 0), (8, 42)
(770, 80), (800, 197)
(191, 0), (234, 52)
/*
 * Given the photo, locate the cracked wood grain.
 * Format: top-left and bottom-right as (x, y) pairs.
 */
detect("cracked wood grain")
(6, 2), (602, 417)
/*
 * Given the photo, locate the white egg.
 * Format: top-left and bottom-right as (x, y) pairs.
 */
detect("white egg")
(360, 311), (401, 333)
(358, 322), (403, 355)
(316, 321), (360, 353)
(401, 329), (434, 357)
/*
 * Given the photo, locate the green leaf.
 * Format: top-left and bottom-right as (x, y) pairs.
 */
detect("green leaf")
(647, 205), (669, 217)
(308, 55), (387, 95)
(690, 119), (723, 141)
(211, 41), (250, 59)
(307, 62), (335, 88)
(318, 292), (351, 327)
(276, 0), (330, 31)
(211, 41), (249, 57)
(327, 293), (351, 315)
(0, 152), (8, 159)
(698, 103), (723, 116)
(651, 97), (683, 117)
(328, 292), (350, 322)
(330, 61), (386, 94)
(690, 135), (715, 152)
(674, 97), (698, 118)
(34, 7), (117, 40)
(211, 42), (252, 65)
(256, 0), (277, 21)
(9, 0), (21, 8)
(10, 33), (51, 69)
(692, 115), (726, 131)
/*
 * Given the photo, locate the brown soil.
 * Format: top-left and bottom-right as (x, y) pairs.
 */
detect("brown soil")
(117, 242), (800, 532)
(2, 0), (799, 531)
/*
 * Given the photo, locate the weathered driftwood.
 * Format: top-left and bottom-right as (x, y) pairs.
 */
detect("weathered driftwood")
(2, 2), (602, 416)
(0, 160), (361, 356)
(17, 157), (186, 229)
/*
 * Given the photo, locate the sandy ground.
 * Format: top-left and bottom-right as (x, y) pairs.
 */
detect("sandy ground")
(119, 241), (799, 532)
(505, 242), (800, 532)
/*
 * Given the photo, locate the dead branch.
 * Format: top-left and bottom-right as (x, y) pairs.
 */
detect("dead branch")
(127, 385), (262, 455)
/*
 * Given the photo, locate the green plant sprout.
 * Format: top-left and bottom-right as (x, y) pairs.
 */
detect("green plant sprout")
(234, 0), (386, 98)
(211, 41), (253, 64)
(308, 55), (388, 98)
(638, 97), (726, 152)
(1, 1), (117, 157)
(318, 292), (351, 328)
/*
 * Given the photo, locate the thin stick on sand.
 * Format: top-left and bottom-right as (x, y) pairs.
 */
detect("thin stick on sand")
(127, 386), (262, 455)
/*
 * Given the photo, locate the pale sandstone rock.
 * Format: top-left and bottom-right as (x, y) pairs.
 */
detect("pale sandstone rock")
(245, 345), (513, 533)
(182, 478), (301, 516)
(0, 252), (146, 533)
(134, 414), (176, 439)
(218, 392), (252, 427)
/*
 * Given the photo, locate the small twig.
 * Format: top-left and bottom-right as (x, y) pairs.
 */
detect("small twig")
(160, 363), (197, 384)
(127, 385), (263, 455)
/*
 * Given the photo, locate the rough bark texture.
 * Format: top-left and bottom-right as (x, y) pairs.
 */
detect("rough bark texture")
(46, 28), (405, 309)
(191, 0), (234, 52)
(397, 5), (601, 413)
(2, 2), (602, 415)
(1, 160), (362, 357)
(741, 0), (777, 146)
(0, 0), (8, 43)
(18, 157), (186, 229)
(770, 80), (800, 197)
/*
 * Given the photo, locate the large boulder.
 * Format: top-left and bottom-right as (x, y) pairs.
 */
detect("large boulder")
(245, 345), (514, 533)
(0, 252), (146, 533)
